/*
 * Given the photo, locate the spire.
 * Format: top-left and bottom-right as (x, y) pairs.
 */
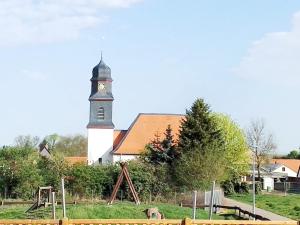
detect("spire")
(101, 51), (103, 61)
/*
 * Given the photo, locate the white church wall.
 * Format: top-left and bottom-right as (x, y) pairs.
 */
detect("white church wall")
(88, 128), (114, 165)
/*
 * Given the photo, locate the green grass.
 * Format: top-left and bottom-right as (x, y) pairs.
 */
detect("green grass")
(0, 202), (232, 220)
(229, 193), (300, 220)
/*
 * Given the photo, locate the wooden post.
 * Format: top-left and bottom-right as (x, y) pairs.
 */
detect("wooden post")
(182, 218), (192, 225)
(51, 192), (56, 219)
(37, 187), (41, 207)
(208, 181), (215, 220)
(61, 178), (67, 218)
(62, 218), (68, 225)
(192, 191), (197, 220)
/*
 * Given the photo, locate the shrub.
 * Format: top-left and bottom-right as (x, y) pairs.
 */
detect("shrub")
(222, 180), (235, 195)
(255, 182), (262, 194)
(240, 182), (249, 193)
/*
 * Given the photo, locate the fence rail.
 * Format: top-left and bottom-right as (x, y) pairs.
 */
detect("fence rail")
(0, 218), (297, 225)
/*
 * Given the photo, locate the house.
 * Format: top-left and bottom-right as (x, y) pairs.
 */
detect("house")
(247, 164), (288, 191)
(271, 159), (300, 181)
(87, 56), (184, 164)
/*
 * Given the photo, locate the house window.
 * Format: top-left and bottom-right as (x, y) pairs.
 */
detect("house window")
(98, 158), (103, 164)
(97, 107), (104, 120)
(282, 167), (285, 172)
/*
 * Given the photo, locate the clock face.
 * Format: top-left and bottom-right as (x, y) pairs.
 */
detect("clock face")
(98, 82), (105, 91)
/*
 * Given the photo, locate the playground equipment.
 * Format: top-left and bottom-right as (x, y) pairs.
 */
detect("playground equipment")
(26, 186), (54, 212)
(108, 162), (140, 205)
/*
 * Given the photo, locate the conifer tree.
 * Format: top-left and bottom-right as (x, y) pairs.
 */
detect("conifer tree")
(178, 98), (223, 153)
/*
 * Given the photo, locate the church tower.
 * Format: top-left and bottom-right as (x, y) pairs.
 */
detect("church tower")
(87, 55), (114, 164)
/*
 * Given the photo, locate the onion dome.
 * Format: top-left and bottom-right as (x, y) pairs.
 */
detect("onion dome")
(91, 53), (111, 81)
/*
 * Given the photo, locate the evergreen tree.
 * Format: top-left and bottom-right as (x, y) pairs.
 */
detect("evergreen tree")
(174, 98), (226, 190)
(142, 126), (177, 165)
(178, 98), (223, 153)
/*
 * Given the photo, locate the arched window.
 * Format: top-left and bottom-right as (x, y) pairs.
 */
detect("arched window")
(97, 107), (104, 120)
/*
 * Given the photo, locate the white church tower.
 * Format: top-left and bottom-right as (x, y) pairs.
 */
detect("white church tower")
(87, 55), (114, 164)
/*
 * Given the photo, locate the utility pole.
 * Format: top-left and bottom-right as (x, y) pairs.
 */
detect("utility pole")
(61, 178), (67, 218)
(252, 146), (257, 220)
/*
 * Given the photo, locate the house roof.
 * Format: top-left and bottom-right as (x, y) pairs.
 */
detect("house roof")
(112, 113), (185, 155)
(65, 157), (87, 164)
(271, 159), (300, 173)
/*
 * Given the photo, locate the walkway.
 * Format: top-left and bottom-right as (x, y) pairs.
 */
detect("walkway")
(224, 198), (294, 221)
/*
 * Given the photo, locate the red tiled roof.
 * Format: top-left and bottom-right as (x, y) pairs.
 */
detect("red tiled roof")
(272, 159), (300, 173)
(112, 113), (185, 155)
(113, 130), (127, 149)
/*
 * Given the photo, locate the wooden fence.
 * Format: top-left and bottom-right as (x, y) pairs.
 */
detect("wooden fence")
(0, 218), (297, 225)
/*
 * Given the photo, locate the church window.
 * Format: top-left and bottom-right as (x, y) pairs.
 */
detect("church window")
(97, 107), (104, 120)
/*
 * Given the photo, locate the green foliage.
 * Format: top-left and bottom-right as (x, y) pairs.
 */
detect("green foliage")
(52, 134), (87, 157)
(174, 143), (226, 190)
(0, 146), (43, 199)
(178, 98), (223, 153)
(255, 182), (262, 194)
(222, 180), (235, 195)
(286, 150), (300, 159)
(141, 125), (178, 165)
(175, 99), (225, 190)
(213, 113), (250, 179)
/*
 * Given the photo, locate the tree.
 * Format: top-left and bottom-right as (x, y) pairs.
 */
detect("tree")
(41, 133), (60, 152)
(286, 150), (300, 159)
(174, 99), (225, 190)
(174, 142), (226, 190)
(53, 134), (87, 157)
(14, 135), (40, 149)
(142, 125), (178, 165)
(246, 119), (276, 180)
(213, 113), (250, 179)
(0, 145), (42, 199)
(178, 98), (223, 154)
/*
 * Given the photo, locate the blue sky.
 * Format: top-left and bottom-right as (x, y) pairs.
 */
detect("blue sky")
(1, 0), (300, 154)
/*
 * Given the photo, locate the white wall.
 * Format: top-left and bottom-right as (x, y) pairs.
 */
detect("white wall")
(273, 165), (297, 177)
(263, 177), (274, 190)
(113, 154), (137, 163)
(88, 128), (113, 164)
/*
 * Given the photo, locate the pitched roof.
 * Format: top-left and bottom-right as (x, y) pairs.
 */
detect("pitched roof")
(113, 113), (185, 155)
(113, 130), (127, 149)
(271, 159), (300, 173)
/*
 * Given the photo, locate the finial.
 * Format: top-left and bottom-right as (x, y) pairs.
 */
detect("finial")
(101, 51), (103, 61)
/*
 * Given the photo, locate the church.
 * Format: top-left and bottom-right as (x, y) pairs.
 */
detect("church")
(87, 56), (184, 164)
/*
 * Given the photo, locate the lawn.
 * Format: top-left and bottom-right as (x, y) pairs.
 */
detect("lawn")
(229, 193), (300, 220)
(0, 201), (233, 220)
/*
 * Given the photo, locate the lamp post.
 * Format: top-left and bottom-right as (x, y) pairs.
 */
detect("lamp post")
(251, 145), (257, 220)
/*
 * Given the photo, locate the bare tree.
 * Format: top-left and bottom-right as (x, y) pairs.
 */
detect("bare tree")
(246, 119), (276, 180)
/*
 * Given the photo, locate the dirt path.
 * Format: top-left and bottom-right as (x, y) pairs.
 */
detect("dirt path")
(224, 198), (294, 221)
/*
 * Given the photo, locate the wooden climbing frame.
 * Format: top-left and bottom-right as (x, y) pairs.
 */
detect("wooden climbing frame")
(108, 162), (140, 205)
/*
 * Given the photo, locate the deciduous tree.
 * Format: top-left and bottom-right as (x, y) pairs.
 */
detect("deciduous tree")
(213, 113), (250, 179)
(246, 119), (276, 180)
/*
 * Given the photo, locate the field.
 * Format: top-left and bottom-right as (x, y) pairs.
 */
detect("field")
(0, 201), (236, 220)
(230, 193), (300, 220)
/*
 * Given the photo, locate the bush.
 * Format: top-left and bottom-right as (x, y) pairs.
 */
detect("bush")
(240, 182), (249, 193)
(222, 180), (235, 195)
(255, 182), (262, 194)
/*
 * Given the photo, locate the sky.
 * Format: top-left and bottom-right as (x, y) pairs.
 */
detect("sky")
(0, 0), (300, 154)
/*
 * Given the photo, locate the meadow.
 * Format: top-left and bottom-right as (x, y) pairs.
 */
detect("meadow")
(0, 201), (234, 220)
(230, 193), (300, 220)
